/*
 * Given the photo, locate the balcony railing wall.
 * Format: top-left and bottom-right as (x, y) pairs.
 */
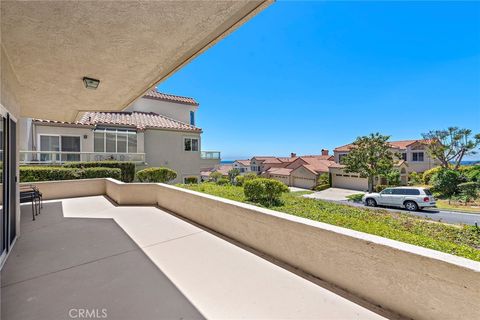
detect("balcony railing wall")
(201, 151), (221, 160)
(20, 151), (146, 164)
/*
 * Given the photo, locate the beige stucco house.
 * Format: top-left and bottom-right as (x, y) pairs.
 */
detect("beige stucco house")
(19, 90), (220, 183)
(241, 150), (335, 189)
(330, 139), (439, 191)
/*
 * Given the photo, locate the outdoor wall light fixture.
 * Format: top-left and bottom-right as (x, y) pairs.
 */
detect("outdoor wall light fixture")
(83, 77), (100, 89)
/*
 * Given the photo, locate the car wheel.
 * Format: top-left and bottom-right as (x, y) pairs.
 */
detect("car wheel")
(404, 201), (418, 211)
(366, 198), (377, 207)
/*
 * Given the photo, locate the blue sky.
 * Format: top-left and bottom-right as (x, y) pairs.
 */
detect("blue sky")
(158, 1), (480, 161)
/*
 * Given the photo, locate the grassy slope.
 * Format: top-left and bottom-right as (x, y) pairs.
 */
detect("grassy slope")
(436, 199), (480, 214)
(178, 183), (480, 262)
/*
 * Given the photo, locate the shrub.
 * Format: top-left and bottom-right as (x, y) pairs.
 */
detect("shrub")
(216, 178), (230, 185)
(235, 175), (245, 186)
(384, 170), (401, 186)
(457, 182), (479, 202)
(346, 193), (365, 202)
(375, 184), (388, 192)
(20, 166), (79, 182)
(430, 169), (466, 197)
(408, 172), (423, 186)
(316, 173), (329, 186)
(184, 176), (198, 184)
(314, 184), (330, 191)
(243, 173), (259, 183)
(136, 167), (177, 183)
(79, 167), (121, 180)
(64, 161), (135, 182)
(244, 178), (289, 206)
(19, 166), (121, 182)
(422, 166), (443, 185)
(210, 171), (223, 182)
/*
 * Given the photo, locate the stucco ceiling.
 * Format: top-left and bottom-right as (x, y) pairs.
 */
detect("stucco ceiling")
(1, 1), (272, 121)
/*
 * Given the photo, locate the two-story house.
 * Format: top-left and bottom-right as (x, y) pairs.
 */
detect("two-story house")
(329, 139), (439, 190)
(232, 160), (252, 174)
(19, 90), (221, 183)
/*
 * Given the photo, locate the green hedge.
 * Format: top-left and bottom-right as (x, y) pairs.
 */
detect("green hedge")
(20, 166), (121, 182)
(136, 167), (177, 183)
(64, 161), (135, 182)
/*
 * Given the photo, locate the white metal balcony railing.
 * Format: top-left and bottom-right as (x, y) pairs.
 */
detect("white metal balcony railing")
(19, 151), (146, 164)
(201, 151), (221, 160)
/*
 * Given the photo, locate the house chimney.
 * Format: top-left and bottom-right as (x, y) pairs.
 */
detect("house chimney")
(321, 149), (329, 156)
(291, 152), (297, 158)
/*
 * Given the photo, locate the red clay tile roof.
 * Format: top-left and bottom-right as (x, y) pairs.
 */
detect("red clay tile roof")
(297, 157), (336, 173)
(235, 160), (251, 166)
(252, 157), (283, 164)
(143, 90), (198, 106)
(213, 165), (234, 176)
(34, 111), (201, 133)
(334, 139), (430, 152)
(267, 167), (293, 176)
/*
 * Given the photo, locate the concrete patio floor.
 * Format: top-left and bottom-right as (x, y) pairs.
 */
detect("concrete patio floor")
(2, 196), (394, 320)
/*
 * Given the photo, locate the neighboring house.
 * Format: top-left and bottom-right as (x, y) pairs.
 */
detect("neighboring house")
(19, 90), (220, 184)
(265, 152), (335, 189)
(232, 160), (251, 174)
(243, 150), (335, 189)
(201, 164), (234, 181)
(329, 139), (439, 191)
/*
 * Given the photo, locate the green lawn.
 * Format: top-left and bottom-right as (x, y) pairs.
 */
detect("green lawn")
(436, 199), (480, 214)
(178, 183), (480, 262)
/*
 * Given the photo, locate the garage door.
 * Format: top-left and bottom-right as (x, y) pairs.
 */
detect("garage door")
(292, 176), (316, 189)
(271, 175), (290, 186)
(332, 174), (368, 191)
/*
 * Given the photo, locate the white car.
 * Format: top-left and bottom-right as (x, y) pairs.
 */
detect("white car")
(362, 187), (436, 211)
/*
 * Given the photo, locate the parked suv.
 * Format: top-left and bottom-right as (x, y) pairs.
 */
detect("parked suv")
(362, 187), (436, 211)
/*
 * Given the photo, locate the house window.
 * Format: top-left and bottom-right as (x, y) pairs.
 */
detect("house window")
(412, 152), (424, 162)
(401, 153), (407, 161)
(39, 135), (80, 161)
(190, 111), (195, 126)
(184, 137), (199, 152)
(94, 128), (137, 153)
(339, 154), (347, 164)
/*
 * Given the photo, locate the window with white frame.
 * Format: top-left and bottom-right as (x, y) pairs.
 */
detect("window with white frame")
(39, 135), (81, 162)
(184, 137), (199, 152)
(412, 152), (424, 162)
(94, 128), (137, 153)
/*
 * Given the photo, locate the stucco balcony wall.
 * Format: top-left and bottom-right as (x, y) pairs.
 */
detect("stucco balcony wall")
(23, 178), (480, 320)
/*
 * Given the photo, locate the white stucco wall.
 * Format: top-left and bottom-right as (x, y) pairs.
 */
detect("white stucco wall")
(127, 97), (198, 125)
(143, 129), (201, 183)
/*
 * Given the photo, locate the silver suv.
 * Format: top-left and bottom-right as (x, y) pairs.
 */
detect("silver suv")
(362, 187), (436, 211)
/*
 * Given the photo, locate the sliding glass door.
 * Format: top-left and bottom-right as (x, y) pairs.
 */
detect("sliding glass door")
(0, 114), (18, 266)
(39, 135), (81, 162)
(0, 117), (5, 261)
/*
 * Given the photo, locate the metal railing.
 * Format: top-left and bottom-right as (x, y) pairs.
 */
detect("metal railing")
(20, 150), (146, 165)
(201, 151), (221, 160)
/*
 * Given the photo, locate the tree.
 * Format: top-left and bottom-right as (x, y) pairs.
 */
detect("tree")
(422, 127), (480, 170)
(228, 168), (240, 184)
(210, 171), (223, 182)
(342, 133), (397, 192)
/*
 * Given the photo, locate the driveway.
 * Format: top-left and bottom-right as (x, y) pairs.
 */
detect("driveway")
(304, 188), (361, 201)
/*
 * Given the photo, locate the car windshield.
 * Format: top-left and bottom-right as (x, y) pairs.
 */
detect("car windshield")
(424, 189), (432, 196)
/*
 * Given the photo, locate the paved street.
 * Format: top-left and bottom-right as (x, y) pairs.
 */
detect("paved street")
(304, 188), (480, 226)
